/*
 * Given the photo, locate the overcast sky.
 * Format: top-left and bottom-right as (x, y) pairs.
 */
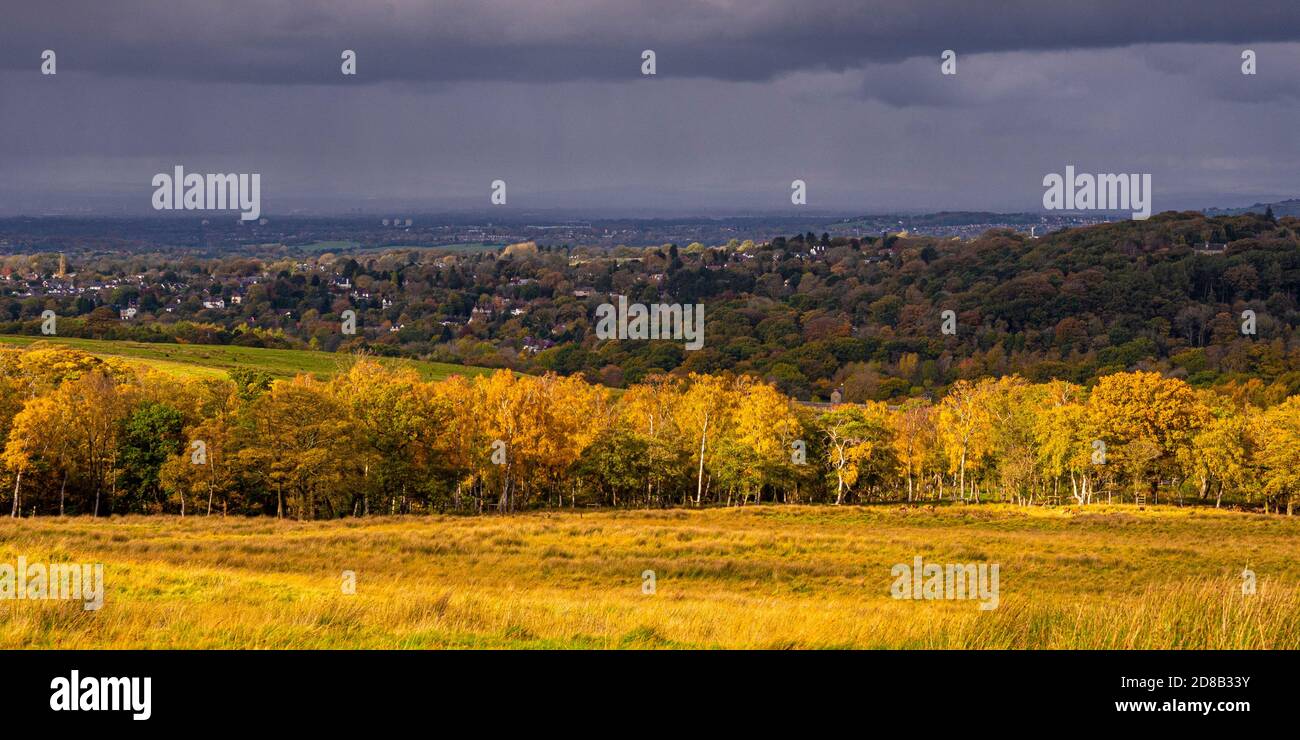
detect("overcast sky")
(2, 0), (1299, 216)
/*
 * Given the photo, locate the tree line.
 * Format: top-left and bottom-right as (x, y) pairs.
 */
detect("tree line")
(1, 344), (1297, 518)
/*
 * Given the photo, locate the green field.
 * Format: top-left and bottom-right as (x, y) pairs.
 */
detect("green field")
(298, 241), (504, 254)
(0, 335), (498, 382)
(423, 242), (506, 252)
(298, 240), (361, 252)
(1, 505), (1295, 649)
(375, 243), (506, 253)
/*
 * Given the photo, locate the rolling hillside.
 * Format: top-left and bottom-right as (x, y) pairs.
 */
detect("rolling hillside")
(0, 335), (498, 381)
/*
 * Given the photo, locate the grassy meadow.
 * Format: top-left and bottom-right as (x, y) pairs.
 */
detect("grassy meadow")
(2, 504), (1297, 649)
(0, 334), (496, 381)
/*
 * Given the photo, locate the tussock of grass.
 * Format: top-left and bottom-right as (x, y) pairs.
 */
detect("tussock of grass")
(0, 504), (1296, 648)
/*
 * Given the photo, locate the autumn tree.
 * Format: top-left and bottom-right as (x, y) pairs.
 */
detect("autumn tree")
(1257, 396), (1300, 515)
(117, 401), (185, 513)
(819, 402), (895, 504)
(1087, 372), (1208, 504)
(235, 376), (350, 518)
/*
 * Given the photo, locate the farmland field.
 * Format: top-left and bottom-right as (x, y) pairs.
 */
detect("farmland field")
(1, 504), (1296, 649)
(298, 241), (505, 253)
(0, 334), (497, 381)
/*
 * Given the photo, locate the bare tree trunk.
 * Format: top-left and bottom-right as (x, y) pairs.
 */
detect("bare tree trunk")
(695, 414), (709, 506)
(11, 469), (21, 518)
(959, 449), (967, 501)
(835, 460), (846, 506)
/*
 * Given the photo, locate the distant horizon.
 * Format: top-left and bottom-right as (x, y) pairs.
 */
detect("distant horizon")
(0, 193), (1294, 222)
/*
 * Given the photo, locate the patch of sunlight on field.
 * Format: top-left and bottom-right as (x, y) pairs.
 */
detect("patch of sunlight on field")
(117, 356), (231, 379)
(0, 334), (496, 381)
(1, 504), (1297, 649)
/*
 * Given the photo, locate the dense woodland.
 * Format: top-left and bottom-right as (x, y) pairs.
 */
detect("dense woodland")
(2, 210), (1299, 402)
(1, 346), (1297, 518)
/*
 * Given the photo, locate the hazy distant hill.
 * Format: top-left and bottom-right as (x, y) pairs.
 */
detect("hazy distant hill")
(1203, 198), (1300, 218)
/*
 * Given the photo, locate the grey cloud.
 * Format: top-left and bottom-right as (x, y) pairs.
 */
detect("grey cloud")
(1, 3), (1298, 216)
(3, 1), (1300, 84)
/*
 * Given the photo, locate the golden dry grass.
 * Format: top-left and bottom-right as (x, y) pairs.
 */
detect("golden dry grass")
(1, 504), (1297, 649)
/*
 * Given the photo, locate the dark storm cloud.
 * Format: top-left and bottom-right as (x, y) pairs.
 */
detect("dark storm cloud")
(1, 1), (1298, 216)
(3, 0), (1300, 84)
